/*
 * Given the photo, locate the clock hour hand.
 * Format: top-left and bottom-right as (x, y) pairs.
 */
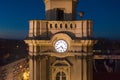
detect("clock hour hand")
(61, 46), (63, 49)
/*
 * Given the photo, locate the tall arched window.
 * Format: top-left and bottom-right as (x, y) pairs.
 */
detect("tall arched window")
(70, 24), (73, 28)
(55, 24), (57, 28)
(60, 24), (62, 28)
(56, 72), (66, 80)
(50, 24), (52, 28)
(65, 24), (67, 28)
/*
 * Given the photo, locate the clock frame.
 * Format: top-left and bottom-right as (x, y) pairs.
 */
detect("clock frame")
(54, 40), (68, 53)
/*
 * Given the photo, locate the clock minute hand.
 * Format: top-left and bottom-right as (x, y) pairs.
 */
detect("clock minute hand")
(60, 46), (64, 49)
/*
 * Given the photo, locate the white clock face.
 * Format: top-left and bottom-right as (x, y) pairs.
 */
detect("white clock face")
(54, 40), (68, 53)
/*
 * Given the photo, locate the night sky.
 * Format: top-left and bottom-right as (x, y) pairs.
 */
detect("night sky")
(0, 0), (120, 39)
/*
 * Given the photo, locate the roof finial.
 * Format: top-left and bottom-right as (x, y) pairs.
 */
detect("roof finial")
(78, 11), (84, 19)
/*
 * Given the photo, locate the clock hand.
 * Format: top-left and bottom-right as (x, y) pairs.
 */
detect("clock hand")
(61, 46), (63, 49)
(57, 46), (62, 49)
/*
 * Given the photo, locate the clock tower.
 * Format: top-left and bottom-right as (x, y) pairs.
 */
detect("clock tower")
(25, 0), (96, 80)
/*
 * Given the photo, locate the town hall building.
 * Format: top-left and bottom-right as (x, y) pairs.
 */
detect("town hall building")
(25, 0), (95, 80)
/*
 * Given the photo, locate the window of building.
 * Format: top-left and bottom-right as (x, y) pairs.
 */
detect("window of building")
(65, 24), (67, 28)
(60, 24), (62, 28)
(50, 24), (52, 28)
(56, 8), (64, 20)
(55, 24), (57, 28)
(56, 72), (66, 80)
(70, 24), (73, 28)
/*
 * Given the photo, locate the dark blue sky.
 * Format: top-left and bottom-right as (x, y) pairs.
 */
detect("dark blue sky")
(0, 0), (120, 39)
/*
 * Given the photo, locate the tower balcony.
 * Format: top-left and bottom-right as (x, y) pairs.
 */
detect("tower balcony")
(28, 20), (93, 39)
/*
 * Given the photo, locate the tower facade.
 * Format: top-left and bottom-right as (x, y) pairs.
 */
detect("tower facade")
(44, 0), (77, 20)
(25, 0), (95, 80)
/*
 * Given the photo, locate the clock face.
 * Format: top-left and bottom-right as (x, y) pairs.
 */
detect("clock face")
(54, 40), (68, 53)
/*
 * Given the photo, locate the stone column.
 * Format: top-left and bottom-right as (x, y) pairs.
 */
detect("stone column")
(87, 55), (93, 80)
(76, 56), (82, 80)
(29, 56), (34, 80)
(33, 56), (40, 80)
(39, 58), (41, 80)
(41, 56), (47, 80)
(83, 56), (87, 80)
(29, 45), (34, 80)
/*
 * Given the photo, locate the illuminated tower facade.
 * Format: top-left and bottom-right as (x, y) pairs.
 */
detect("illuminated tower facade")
(25, 0), (95, 80)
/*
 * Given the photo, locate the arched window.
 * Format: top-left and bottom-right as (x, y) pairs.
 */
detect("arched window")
(70, 24), (73, 28)
(55, 24), (57, 28)
(50, 24), (52, 28)
(56, 72), (66, 80)
(60, 24), (62, 28)
(65, 24), (67, 28)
